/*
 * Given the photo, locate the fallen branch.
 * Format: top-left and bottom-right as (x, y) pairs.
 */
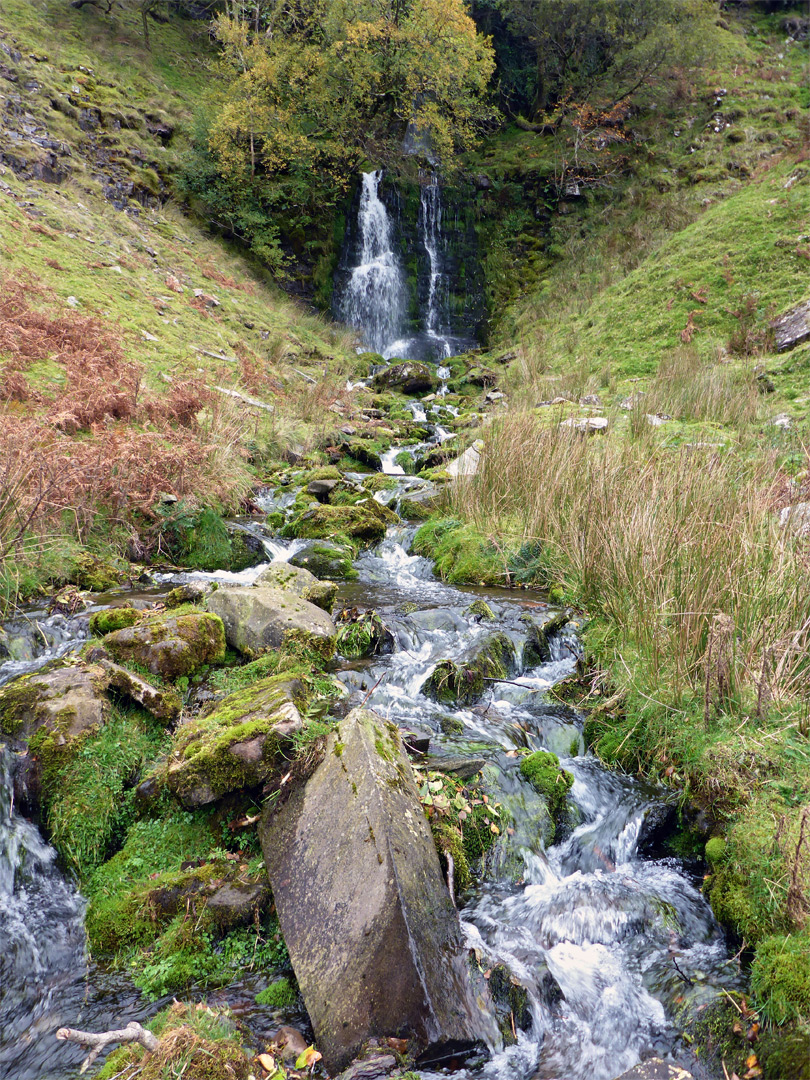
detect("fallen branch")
(214, 386), (274, 412)
(56, 1022), (158, 1074)
(191, 345), (237, 363)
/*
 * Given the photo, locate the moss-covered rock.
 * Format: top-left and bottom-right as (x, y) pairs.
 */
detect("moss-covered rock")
(207, 586), (336, 658)
(289, 540), (358, 580)
(520, 610), (569, 669)
(166, 675), (306, 807)
(519, 750), (574, 840)
(254, 561), (337, 613)
(103, 613), (226, 679)
(255, 977), (298, 1009)
(465, 599), (495, 621)
(398, 497), (433, 520)
(100, 659), (182, 723)
(165, 582), (215, 608)
(372, 361), (438, 395)
(89, 607), (141, 636)
(487, 964), (533, 1046)
(421, 634), (516, 705)
(281, 500), (398, 544)
(751, 933), (810, 1025)
(0, 661), (109, 746)
(70, 551), (125, 591)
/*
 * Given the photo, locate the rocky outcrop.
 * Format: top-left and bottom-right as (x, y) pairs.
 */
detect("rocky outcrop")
(772, 298), (810, 351)
(207, 586), (337, 657)
(103, 613), (225, 679)
(166, 675), (305, 807)
(259, 707), (495, 1072)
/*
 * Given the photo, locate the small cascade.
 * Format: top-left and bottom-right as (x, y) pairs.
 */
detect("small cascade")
(0, 748), (87, 1078)
(337, 170), (406, 355)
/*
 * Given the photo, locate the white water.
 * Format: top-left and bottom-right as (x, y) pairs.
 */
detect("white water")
(338, 171), (407, 355)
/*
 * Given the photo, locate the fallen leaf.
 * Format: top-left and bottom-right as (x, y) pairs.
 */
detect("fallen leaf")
(295, 1046), (322, 1070)
(258, 1054), (276, 1072)
(385, 1037), (408, 1054)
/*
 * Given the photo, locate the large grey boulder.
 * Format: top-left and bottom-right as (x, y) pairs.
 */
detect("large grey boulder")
(260, 707), (496, 1072)
(207, 586), (337, 656)
(0, 662), (109, 746)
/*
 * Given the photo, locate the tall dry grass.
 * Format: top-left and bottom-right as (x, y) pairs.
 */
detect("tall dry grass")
(449, 413), (810, 705)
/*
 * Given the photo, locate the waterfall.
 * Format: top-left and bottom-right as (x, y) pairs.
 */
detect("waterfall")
(420, 171), (452, 358)
(338, 171), (406, 356)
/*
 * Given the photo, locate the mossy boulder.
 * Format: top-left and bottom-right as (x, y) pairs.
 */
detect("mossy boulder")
(165, 582), (215, 608)
(100, 659), (182, 723)
(519, 750), (574, 840)
(254, 562), (338, 613)
(89, 607), (141, 636)
(166, 675), (306, 808)
(207, 586), (336, 658)
(259, 706), (496, 1072)
(289, 541), (358, 580)
(421, 633), (517, 705)
(70, 551), (125, 591)
(103, 613), (226, 679)
(520, 610), (569, 669)
(256, 977), (298, 1009)
(0, 661), (109, 747)
(372, 361), (438, 395)
(335, 612), (394, 659)
(281, 501), (398, 544)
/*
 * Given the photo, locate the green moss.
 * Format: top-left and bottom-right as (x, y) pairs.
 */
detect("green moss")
(704, 836), (727, 864)
(255, 976), (298, 1008)
(751, 933), (810, 1025)
(422, 634), (515, 705)
(281, 501), (398, 544)
(465, 599), (495, 620)
(412, 518), (507, 586)
(433, 823), (471, 892)
(519, 751), (574, 840)
(70, 551), (125, 591)
(336, 612), (391, 659)
(89, 607), (140, 636)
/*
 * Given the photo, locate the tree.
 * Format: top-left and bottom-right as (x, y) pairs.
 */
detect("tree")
(496, 0), (719, 119)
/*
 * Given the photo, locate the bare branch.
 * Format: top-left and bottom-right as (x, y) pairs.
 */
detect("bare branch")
(56, 1022), (159, 1074)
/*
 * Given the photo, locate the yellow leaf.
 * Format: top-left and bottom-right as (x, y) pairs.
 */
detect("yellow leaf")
(295, 1046), (322, 1070)
(258, 1054), (276, 1072)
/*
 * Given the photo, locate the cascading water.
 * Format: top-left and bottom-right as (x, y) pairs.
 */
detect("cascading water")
(420, 171), (452, 359)
(337, 170), (407, 356)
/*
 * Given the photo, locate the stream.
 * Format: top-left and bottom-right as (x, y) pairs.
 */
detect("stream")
(0, 500), (740, 1080)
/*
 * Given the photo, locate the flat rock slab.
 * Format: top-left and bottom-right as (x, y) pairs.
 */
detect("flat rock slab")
(611, 1060), (692, 1080)
(772, 298), (810, 351)
(207, 586), (336, 656)
(260, 707), (495, 1072)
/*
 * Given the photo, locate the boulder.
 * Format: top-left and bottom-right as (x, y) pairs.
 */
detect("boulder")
(422, 634), (517, 706)
(165, 581), (215, 608)
(290, 541), (358, 580)
(260, 707), (495, 1072)
(207, 586), (337, 657)
(373, 362), (437, 396)
(771, 298), (810, 352)
(282, 502), (398, 545)
(446, 442), (482, 478)
(0, 661), (109, 746)
(779, 501), (810, 538)
(254, 562), (338, 613)
(166, 675), (305, 807)
(103, 613), (225, 679)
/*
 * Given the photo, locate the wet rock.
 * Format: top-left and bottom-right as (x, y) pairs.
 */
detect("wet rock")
(103, 613), (226, 679)
(487, 964), (532, 1045)
(635, 800), (679, 857)
(422, 634), (516, 706)
(372, 362), (437, 395)
(207, 586), (336, 657)
(254, 561), (338, 613)
(166, 675), (305, 807)
(307, 477), (340, 501)
(406, 609), (468, 635)
(772, 298), (810, 352)
(259, 707), (495, 1072)
(520, 610), (569, 668)
(611, 1061), (692, 1080)
(99, 658), (182, 723)
(290, 541), (358, 580)
(427, 755), (487, 780)
(336, 1053), (397, 1080)
(88, 607), (140, 636)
